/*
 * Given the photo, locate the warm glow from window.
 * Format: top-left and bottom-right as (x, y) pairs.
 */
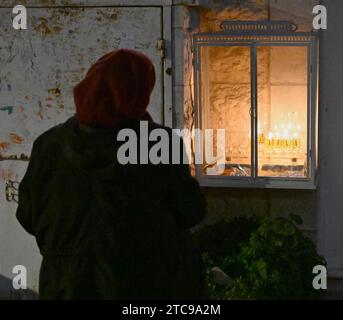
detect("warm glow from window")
(200, 45), (309, 179)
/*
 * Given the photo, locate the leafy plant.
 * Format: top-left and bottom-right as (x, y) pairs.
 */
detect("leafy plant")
(193, 216), (260, 267)
(201, 253), (230, 300)
(193, 216), (260, 299)
(194, 215), (326, 300)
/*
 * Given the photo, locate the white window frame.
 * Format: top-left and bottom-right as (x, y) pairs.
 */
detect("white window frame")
(193, 29), (319, 189)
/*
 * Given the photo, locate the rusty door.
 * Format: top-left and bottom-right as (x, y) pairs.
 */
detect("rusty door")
(0, 6), (165, 295)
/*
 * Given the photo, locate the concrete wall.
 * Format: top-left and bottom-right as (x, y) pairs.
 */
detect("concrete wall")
(318, 0), (343, 278)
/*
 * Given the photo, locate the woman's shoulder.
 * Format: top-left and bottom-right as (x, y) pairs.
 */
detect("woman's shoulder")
(32, 116), (74, 151)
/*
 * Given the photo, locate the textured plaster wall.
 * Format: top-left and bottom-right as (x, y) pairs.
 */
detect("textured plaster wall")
(204, 46), (252, 154)
(174, 0), (319, 238)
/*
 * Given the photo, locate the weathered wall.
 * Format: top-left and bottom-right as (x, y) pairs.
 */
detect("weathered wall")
(0, 0), (173, 6)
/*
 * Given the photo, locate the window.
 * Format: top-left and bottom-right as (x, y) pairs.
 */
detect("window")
(193, 21), (318, 189)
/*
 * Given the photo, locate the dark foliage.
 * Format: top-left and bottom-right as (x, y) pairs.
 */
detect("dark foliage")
(194, 215), (326, 300)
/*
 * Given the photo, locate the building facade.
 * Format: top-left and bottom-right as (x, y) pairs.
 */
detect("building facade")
(0, 0), (342, 297)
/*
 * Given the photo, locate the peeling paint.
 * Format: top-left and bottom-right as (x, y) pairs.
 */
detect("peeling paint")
(0, 154), (30, 161)
(96, 8), (120, 22)
(48, 88), (61, 95)
(9, 133), (24, 145)
(0, 7), (163, 159)
(33, 8), (85, 37)
(0, 142), (10, 151)
(0, 168), (15, 181)
(0, 106), (14, 115)
(5, 180), (19, 203)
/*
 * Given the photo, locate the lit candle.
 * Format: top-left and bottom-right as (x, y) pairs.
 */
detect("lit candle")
(282, 131), (292, 151)
(273, 132), (282, 150)
(258, 132), (265, 144)
(292, 133), (301, 150)
(265, 132), (273, 151)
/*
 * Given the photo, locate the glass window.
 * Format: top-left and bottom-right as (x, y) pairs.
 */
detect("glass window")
(194, 33), (317, 188)
(257, 46), (308, 178)
(200, 46), (251, 177)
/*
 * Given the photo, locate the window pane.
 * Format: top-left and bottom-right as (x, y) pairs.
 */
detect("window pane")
(257, 46), (308, 178)
(200, 46), (251, 176)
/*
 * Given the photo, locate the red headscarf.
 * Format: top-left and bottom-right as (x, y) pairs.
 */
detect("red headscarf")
(74, 49), (156, 128)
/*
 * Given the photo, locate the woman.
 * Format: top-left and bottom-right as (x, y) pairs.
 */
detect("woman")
(16, 49), (207, 299)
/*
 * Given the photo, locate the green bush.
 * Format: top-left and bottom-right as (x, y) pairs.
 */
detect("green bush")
(193, 216), (260, 299)
(193, 216), (260, 267)
(194, 215), (326, 300)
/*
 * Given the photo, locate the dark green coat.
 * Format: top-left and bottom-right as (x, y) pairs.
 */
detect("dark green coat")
(16, 116), (207, 300)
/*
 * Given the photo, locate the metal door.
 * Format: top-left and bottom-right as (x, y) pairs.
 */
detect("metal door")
(0, 6), (165, 295)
